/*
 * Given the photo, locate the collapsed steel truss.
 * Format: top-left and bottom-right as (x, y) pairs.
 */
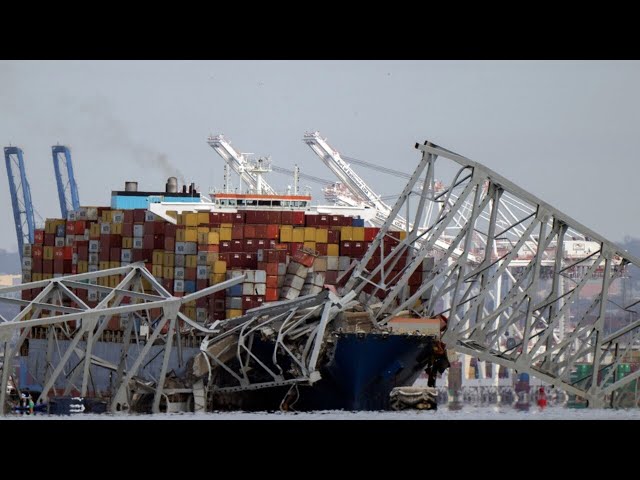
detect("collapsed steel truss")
(2, 139), (640, 412)
(0, 263), (357, 415)
(345, 141), (640, 407)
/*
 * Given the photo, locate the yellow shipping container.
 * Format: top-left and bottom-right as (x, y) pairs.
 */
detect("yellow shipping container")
(78, 261), (88, 273)
(341, 226), (353, 241)
(177, 213), (185, 226)
(292, 228), (305, 243)
(220, 223), (233, 228)
(219, 227), (232, 241)
(122, 237), (133, 249)
(185, 212), (198, 227)
(315, 228), (328, 243)
(207, 231), (220, 244)
(352, 227), (365, 241)
(44, 219), (56, 234)
(197, 226), (210, 234)
(99, 261), (110, 270)
(90, 223), (101, 238)
(327, 244), (340, 257)
(109, 261), (119, 269)
(32, 273), (42, 282)
(42, 273), (53, 280)
(197, 212), (209, 225)
(163, 267), (174, 279)
(185, 228), (198, 243)
(98, 277), (108, 286)
(399, 231), (407, 240)
(197, 232), (208, 245)
(164, 252), (175, 267)
(43, 246), (54, 260)
(184, 307), (196, 319)
(152, 250), (164, 265)
(141, 276), (152, 291)
(304, 241), (316, 251)
(102, 210), (112, 222)
(213, 260), (227, 274)
(186, 255), (198, 268)
(176, 229), (186, 242)
(166, 210), (178, 220)
(152, 265), (163, 278)
(279, 225), (293, 243)
(111, 223), (123, 235)
(304, 227), (316, 242)
(226, 309), (243, 319)
(210, 273), (226, 284)
(109, 276), (119, 288)
(184, 300), (196, 308)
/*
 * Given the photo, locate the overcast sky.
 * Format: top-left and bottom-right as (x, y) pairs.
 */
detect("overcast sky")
(1, 60), (639, 252)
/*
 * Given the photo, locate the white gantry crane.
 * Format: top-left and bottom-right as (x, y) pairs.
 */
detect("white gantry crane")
(207, 134), (278, 195)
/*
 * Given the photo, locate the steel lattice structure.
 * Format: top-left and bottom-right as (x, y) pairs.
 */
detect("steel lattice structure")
(345, 140), (640, 408)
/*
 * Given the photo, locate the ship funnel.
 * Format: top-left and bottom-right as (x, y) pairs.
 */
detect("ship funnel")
(189, 182), (196, 195)
(166, 177), (178, 193)
(125, 181), (138, 192)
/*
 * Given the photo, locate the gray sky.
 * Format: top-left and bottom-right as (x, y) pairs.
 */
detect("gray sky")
(1, 60), (639, 252)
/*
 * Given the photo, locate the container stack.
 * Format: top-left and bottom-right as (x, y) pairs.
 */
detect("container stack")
(21, 207), (424, 328)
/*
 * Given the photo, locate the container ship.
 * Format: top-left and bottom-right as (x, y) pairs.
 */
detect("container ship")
(17, 161), (447, 413)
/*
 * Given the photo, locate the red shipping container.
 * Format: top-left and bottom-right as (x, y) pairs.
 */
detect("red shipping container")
(66, 221), (76, 235)
(71, 264), (77, 274)
(292, 212), (305, 225)
(244, 239), (257, 253)
(122, 222), (133, 237)
(231, 212), (245, 223)
(278, 250), (287, 262)
(44, 233), (55, 246)
(254, 211), (269, 223)
(325, 271), (338, 285)
(110, 247), (121, 262)
(219, 253), (231, 265)
(328, 229), (340, 244)
(265, 263), (278, 276)
(232, 224), (244, 240)
(353, 242), (365, 257)
(342, 216), (353, 226)
(230, 253), (243, 268)
(254, 296), (265, 308)
(341, 241), (352, 256)
(63, 246), (73, 260)
(265, 288), (278, 302)
(281, 211), (293, 225)
(53, 247), (64, 259)
(133, 209), (146, 223)
(305, 214), (317, 226)
(220, 241), (232, 253)
(209, 212), (221, 223)
(53, 258), (64, 272)
(317, 215), (329, 226)
(256, 239), (267, 250)
(231, 239), (243, 251)
(242, 296), (255, 310)
(42, 260), (53, 274)
(185, 268), (197, 281)
(199, 244), (219, 253)
(265, 224), (279, 240)
(165, 236), (175, 251)
(31, 257), (42, 273)
(269, 210), (281, 224)
(289, 242), (303, 257)
(197, 279), (209, 291)
(266, 249), (278, 263)
(364, 228), (379, 242)
(255, 225), (267, 239)
(132, 249), (146, 262)
(266, 275), (278, 288)
(244, 225), (256, 238)
(145, 262), (153, 272)
(161, 278), (174, 293)
(165, 223), (177, 238)
(243, 253), (257, 269)
(220, 212), (233, 223)
(32, 245), (43, 259)
(34, 229), (45, 245)
(123, 210), (134, 224)
(316, 243), (328, 255)
(328, 215), (341, 226)
(268, 239), (277, 249)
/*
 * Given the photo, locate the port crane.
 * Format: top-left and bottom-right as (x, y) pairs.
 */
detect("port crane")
(52, 145), (80, 219)
(207, 134), (278, 195)
(4, 147), (35, 260)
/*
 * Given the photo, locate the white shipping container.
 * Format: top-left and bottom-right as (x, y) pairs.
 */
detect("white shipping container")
(112, 212), (124, 224)
(197, 252), (208, 265)
(133, 224), (145, 238)
(244, 270), (255, 283)
(280, 287), (300, 301)
(338, 256), (351, 270)
(254, 283), (266, 295)
(254, 270), (266, 284)
(174, 279), (185, 292)
(312, 272), (325, 287)
(196, 308), (208, 323)
(145, 211), (157, 222)
(284, 274), (305, 291)
(183, 242), (197, 255)
(66, 236), (74, 247)
(22, 272), (31, 282)
(100, 223), (111, 234)
(326, 256), (339, 271)
(174, 267), (185, 279)
(88, 253), (99, 265)
(121, 250), (132, 262)
(175, 242), (186, 254)
(88, 240), (100, 252)
(54, 238), (65, 247)
(67, 211), (77, 221)
(226, 296), (242, 309)
(197, 266), (209, 280)
(278, 263), (287, 276)
(242, 282), (255, 295)
(133, 238), (144, 249)
(22, 244), (32, 257)
(175, 254), (185, 267)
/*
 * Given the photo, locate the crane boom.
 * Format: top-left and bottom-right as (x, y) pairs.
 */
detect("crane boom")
(4, 147), (35, 260)
(207, 134), (277, 195)
(52, 145), (80, 218)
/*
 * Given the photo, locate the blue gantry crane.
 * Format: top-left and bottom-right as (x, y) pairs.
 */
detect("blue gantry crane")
(4, 146), (35, 260)
(52, 145), (80, 219)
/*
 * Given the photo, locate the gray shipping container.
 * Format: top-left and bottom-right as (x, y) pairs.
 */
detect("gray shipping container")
(326, 256), (339, 271)
(313, 257), (327, 272)
(22, 244), (32, 257)
(145, 211), (157, 222)
(196, 266), (209, 280)
(254, 283), (266, 295)
(174, 267), (185, 279)
(88, 240), (100, 253)
(278, 263), (287, 276)
(100, 223), (111, 234)
(254, 270), (267, 284)
(197, 252), (208, 265)
(183, 242), (197, 255)
(226, 296), (242, 310)
(338, 256), (351, 270)
(88, 253), (99, 265)
(175, 254), (185, 267)
(242, 282), (255, 295)
(133, 224), (145, 238)
(133, 238), (144, 249)
(121, 250), (132, 262)
(244, 270), (255, 283)
(54, 238), (65, 247)
(173, 279), (185, 292)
